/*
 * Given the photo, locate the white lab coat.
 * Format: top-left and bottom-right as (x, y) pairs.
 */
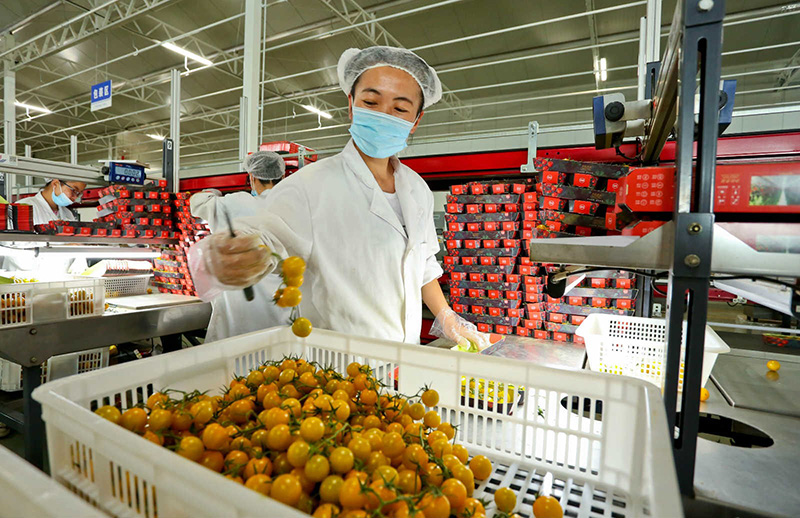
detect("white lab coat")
(236, 139), (443, 344)
(190, 189), (290, 342)
(1, 192), (84, 274)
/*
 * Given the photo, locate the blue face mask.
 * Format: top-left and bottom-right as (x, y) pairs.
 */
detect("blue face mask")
(52, 183), (74, 207)
(251, 189), (259, 197)
(349, 106), (416, 159)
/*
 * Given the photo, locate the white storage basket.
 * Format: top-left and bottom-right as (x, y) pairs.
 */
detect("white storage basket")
(0, 347), (110, 392)
(0, 278), (104, 330)
(0, 444), (109, 518)
(576, 314), (730, 390)
(34, 327), (681, 518)
(98, 275), (152, 298)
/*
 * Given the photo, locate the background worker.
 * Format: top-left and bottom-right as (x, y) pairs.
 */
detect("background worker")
(190, 151), (290, 342)
(191, 46), (488, 350)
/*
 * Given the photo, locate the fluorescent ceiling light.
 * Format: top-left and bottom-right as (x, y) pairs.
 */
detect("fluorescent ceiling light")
(161, 41), (213, 66)
(15, 101), (51, 114)
(303, 105), (332, 119)
(146, 134), (165, 141)
(595, 58), (608, 82)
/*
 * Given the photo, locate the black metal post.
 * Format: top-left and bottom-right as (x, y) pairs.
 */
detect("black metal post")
(22, 365), (45, 470)
(662, 0), (725, 496)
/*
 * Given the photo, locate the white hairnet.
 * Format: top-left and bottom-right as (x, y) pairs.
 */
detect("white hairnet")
(243, 151), (285, 181)
(337, 46), (442, 109)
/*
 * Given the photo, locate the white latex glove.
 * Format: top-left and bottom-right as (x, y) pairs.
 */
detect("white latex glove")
(203, 232), (271, 288)
(431, 307), (492, 352)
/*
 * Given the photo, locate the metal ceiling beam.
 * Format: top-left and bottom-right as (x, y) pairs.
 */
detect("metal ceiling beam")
(584, 0), (602, 90)
(315, 0), (469, 118)
(1, 0), (173, 70)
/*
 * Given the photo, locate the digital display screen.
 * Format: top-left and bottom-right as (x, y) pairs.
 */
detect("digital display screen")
(109, 162), (145, 184)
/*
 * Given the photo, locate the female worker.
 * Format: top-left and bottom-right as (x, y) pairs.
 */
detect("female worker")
(192, 46), (487, 349)
(190, 151), (290, 342)
(1, 178), (88, 273)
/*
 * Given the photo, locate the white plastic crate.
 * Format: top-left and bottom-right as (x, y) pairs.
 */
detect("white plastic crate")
(0, 444), (109, 518)
(0, 278), (104, 330)
(88, 275), (152, 298)
(576, 314), (730, 390)
(34, 327), (681, 518)
(0, 347), (110, 392)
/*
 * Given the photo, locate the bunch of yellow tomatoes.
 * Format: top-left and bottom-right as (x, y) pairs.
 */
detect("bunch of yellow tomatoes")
(271, 256), (312, 338)
(94, 357), (563, 518)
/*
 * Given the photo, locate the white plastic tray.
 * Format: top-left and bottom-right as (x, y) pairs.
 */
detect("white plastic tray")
(0, 346), (110, 392)
(576, 314), (730, 390)
(0, 444), (109, 518)
(34, 326), (681, 518)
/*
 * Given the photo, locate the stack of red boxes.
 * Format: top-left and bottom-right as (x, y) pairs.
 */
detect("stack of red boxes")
(155, 192), (210, 296)
(1, 204), (33, 231)
(444, 180), (536, 336)
(521, 158), (639, 343)
(94, 180), (176, 240)
(34, 220), (116, 236)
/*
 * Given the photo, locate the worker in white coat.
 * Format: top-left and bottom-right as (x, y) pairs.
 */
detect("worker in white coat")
(190, 46), (488, 349)
(1, 178), (88, 273)
(190, 151), (290, 342)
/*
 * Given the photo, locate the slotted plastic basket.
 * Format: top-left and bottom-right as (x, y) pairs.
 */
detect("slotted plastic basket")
(0, 347), (110, 392)
(576, 314), (730, 390)
(34, 327), (681, 518)
(97, 275), (152, 298)
(0, 444), (109, 518)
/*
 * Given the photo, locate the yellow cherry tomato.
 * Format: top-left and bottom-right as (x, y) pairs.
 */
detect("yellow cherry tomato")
(767, 360), (781, 372)
(699, 387), (710, 401)
(292, 317), (312, 337)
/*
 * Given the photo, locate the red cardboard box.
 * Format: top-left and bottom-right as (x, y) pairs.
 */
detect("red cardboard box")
(521, 229), (533, 240)
(502, 239), (520, 248)
(570, 315), (586, 325)
(591, 297), (609, 307)
(479, 256), (496, 265)
(451, 272), (467, 281)
(450, 184), (466, 195)
(466, 204), (482, 214)
(606, 179), (621, 193)
(511, 184), (526, 194)
(519, 257), (532, 266)
(549, 313), (566, 323)
(541, 197), (568, 211)
(590, 278), (609, 288)
(506, 274), (521, 283)
(446, 203), (464, 213)
(616, 278), (633, 289)
(502, 204), (519, 212)
(495, 324), (511, 334)
(461, 257), (477, 265)
(524, 276), (543, 285)
(486, 273), (501, 283)
(525, 292), (545, 303)
(464, 240), (480, 249)
(573, 334), (585, 345)
(575, 226), (593, 237)
(534, 330), (550, 340)
(570, 200), (600, 215)
(483, 240), (499, 248)
(527, 310), (545, 321)
(446, 240), (461, 249)
(523, 211), (538, 221)
(516, 327), (531, 337)
(498, 257), (513, 266)
(523, 192), (537, 203)
(471, 306), (485, 315)
(470, 183), (487, 195)
(469, 273), (484, 282)
(507, 308), (523, 318)
(490, 183), (509, 194)
(568, 296), (583, 306)
(466, 222), (481, 232)
(468, 289), (485, 298)
(541, 171), (568, 184)
(553, 332), (569, 342)
(522, 202), (537, 212)
(518, 265), (534, 275)
(487, 290), (501, 299)
(506, 291), (521, 300)
(477, 323), (492, 332)
(616, 299), (634, 309)
(449, 288), (464, 298)
(617, 166), (674, 212)
(484, 204), (498, 213)
(574, 173), (599, 189)
(488, 307), (503, 316)
(452, 303), (467, 313)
